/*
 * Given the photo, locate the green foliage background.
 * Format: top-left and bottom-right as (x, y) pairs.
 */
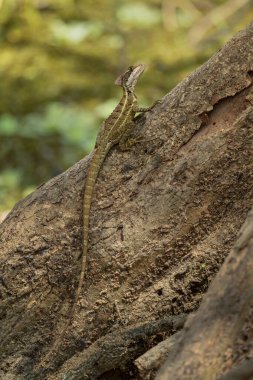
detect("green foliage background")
(0, 0), (252, 211)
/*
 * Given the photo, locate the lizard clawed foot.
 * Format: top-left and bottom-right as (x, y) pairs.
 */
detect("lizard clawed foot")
(118, 136), (143, 151)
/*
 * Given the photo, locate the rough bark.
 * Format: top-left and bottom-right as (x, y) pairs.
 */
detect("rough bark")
(144, 207), (253, 380)
(135, 328), (184, 378)
(1, 22), (253, 380)
(49, 315), (186, 380)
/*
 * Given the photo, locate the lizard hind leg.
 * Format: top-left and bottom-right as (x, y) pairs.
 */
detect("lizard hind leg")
(118, 136), (143, 151)
(118, 122), (143, 151)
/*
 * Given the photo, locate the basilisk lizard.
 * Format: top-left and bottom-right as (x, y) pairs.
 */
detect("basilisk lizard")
(50, 64), (151, 357)
(78, 63), (150, 309)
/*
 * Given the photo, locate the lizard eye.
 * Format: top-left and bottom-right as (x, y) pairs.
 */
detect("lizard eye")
(127, 66), (134, 76)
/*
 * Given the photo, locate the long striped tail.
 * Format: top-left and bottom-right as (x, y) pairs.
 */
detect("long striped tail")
(41, 147), (108, 364)
(74, 146), (107, 310)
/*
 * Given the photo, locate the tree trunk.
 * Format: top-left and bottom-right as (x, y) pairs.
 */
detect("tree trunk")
(1, 22), (253, 380)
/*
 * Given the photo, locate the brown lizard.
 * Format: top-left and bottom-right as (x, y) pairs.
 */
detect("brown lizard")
(47, 64), (151, 359)
(78, 63), (150, 309)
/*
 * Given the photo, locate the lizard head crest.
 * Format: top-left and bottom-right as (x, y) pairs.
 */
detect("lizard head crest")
(115, 64), (146, 92)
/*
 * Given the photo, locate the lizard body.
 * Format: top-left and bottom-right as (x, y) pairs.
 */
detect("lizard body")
(77, 63), (148, 307)
(48, 64), (150, 357)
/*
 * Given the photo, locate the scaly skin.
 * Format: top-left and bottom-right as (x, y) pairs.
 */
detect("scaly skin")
(46, 64), (151, 360)
(78, 64), (149, 308)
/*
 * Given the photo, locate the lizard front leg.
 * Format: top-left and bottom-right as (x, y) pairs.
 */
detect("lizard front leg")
(118, 104), (155, 150)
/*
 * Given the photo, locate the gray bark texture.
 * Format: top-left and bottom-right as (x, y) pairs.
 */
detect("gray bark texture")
(1, 22), (253, 380)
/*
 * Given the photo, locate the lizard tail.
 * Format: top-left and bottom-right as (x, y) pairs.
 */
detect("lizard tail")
(74, 146), (107, 309)
(40, 148), (107, 365)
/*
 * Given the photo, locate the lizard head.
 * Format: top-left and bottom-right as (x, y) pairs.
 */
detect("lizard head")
(114, 64), (146, 92)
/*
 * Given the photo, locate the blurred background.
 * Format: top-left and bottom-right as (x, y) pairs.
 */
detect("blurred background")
(0, 0), (252, 217)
